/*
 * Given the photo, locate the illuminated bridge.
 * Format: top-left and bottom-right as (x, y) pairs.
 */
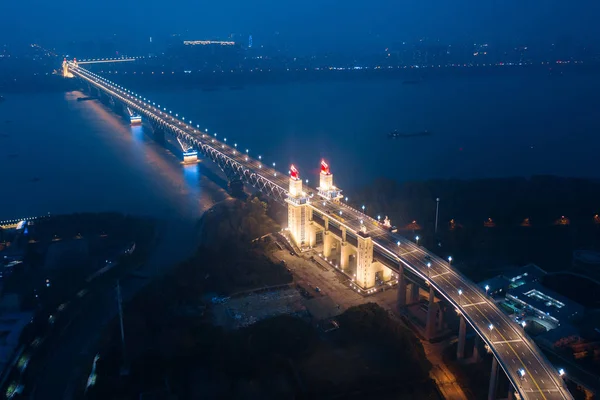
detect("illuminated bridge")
(63, 60), (573, 400)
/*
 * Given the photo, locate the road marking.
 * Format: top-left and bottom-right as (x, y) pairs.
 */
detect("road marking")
(462, 301), (487, 308)
(430, 271), (451, 279)
(493, 339), (523, 345)
(399, 249), (419, 256)
(433, 272), (549, 400)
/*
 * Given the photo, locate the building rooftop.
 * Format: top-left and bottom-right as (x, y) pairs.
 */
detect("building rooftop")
(505, 263), (547, 289)
(507, 282), (584, 325)
(479, 263), (547, 296)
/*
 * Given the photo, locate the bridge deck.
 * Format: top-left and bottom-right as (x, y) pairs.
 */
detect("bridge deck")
(68, 63), (573, 400)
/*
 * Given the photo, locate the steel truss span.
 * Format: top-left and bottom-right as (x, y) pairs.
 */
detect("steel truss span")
(67, 62), (573, 400)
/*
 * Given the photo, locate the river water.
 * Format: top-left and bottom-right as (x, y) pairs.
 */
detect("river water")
(1, 69), (599, 223)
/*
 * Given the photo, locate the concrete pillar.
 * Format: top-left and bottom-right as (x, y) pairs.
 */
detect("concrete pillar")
(356, 233), (375, 289)
(410, 283), (420, 303)
(457, 314), (467, 360)
(340, 242), (349, 271)
(308, 223), (317, 248)
(323, 231), (332, 258)
(488, 357), (499, 400)
(397, 265), (406, 310)
(183, 152), (198, 164)
(507, 385), (515, 400)
(437, 304), (444, 331)
(473, 334), (481, 361)
(426, 285), (437, 340)
(382, 265), (392, 281)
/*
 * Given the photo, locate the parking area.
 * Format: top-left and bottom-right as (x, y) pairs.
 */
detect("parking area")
(212, 287), (306, 329)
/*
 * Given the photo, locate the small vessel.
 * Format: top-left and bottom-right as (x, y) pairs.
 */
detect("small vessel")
(388, 129), (432, 138)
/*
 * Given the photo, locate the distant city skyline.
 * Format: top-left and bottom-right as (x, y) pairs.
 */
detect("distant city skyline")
(2, 0), (599, 54)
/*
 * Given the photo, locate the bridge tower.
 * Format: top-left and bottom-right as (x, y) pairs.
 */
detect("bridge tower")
(356, 227), (376, 288)
(317, 160), (342, 201)
(286, 165), (312, 249)
(61, 58), (73, 78)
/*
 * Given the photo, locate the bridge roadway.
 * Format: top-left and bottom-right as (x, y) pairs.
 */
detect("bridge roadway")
(68, 63), (572, 400)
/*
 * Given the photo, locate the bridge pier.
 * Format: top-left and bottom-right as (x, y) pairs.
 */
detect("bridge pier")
(340, 242), (349, 270)
(396, 265), (407, 310)
(381, 265), (392, 281)
(473, 334), (482, 362)
(308, 222), (317, 248)
(323, 230), (332, 258)
(426, 285), (437, 340)
(410, 282), (420, 303)
(437, 303), (445, 331)
(507, 385), (515, 400)
(457, 314), (467, 359)
(488, 357), (499, 400)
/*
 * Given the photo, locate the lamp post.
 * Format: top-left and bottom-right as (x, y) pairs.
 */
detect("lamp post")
(435, 198), (440, 234)
(448, 256), (452, 265)
(416, 235), (420, 246)
(485, 285), (490, 296)
(458, 289), (463, 306)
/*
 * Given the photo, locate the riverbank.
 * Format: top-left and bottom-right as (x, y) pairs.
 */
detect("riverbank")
(0, 212), (157, 398)
(351, 175), (600, 280)
(85, 197), (437, 399)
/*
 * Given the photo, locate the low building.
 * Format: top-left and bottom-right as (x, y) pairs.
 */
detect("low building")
(480, 264), (584, 327)
(506, 282), (584, 326)
(479, 263), (547, 296)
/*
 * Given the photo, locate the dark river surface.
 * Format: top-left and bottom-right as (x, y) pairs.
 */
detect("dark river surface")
(1, 69), (600, 224)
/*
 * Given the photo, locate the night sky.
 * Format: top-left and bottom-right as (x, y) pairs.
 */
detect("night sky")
(2, 0), (599, 51)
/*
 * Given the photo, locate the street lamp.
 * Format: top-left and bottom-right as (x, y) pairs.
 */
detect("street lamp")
(485, 285), (490, 295)
(362, 205), (365, 213)
(448, 256), (452, 265)
(427, 262), (431, 278)
(521, 321), (527, 328)
(488, 324), (494, 331)
(558, 368), (565, 377)
(458, 289), (463, 305)
(416, 235), (420, 245)
(435, 198), (440, 234)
